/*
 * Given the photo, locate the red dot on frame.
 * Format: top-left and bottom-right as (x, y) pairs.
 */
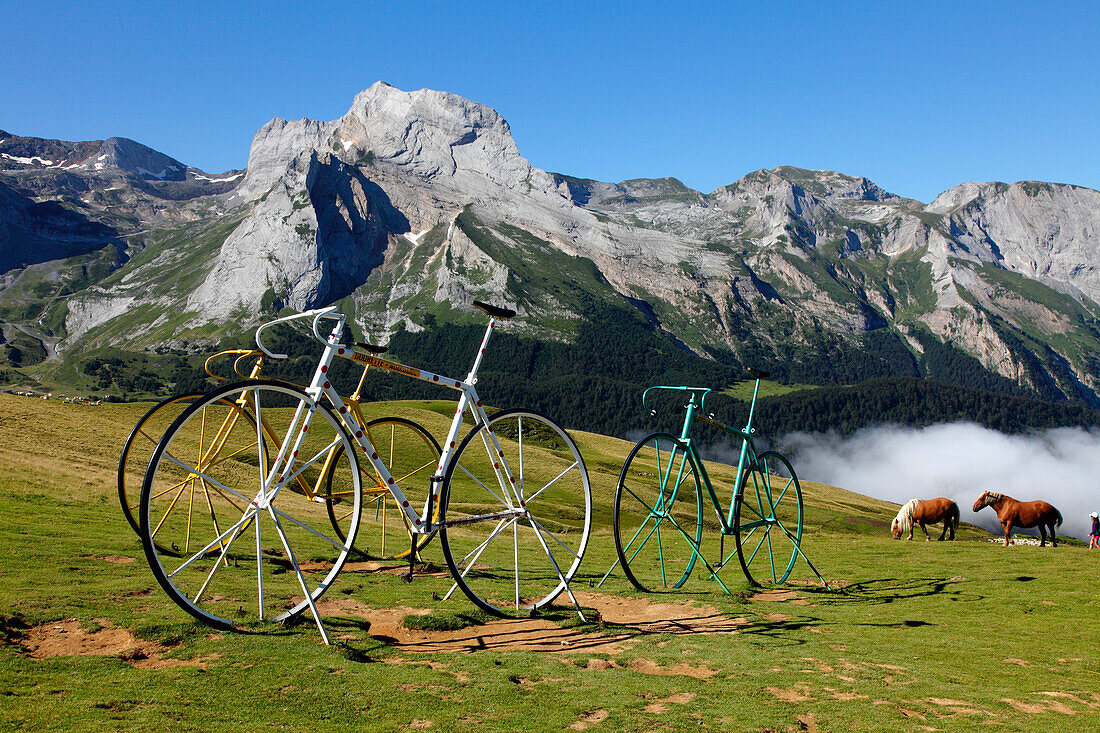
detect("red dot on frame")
(371, 453), (378, 460)
(403, 501), (409, 507)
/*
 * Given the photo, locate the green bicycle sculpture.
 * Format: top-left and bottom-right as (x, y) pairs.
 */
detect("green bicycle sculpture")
(606, 370), (827, 592)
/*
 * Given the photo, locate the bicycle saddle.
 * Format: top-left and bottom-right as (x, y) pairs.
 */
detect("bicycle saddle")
(472, 301), (516, 319)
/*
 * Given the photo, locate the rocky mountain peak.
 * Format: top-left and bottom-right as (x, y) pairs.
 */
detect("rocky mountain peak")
(335, 81), (530, 186)
(236, 117), (335, 199)
(96, 137), (188, 181)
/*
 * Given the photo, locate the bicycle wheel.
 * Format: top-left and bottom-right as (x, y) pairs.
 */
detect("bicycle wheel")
(118, 393), (205, 539)
(733, 450), (803, 586)
(613, 433), (704, 592)
(439, 409), (592, 615)
(139, 379), (362, 629)
(323, 416), (442, 559)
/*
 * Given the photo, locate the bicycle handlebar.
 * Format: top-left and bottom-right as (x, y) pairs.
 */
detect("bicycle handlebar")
(202, 349), (263, 381)
(254, 306), (343, 358)
(642, 385), (713, 414)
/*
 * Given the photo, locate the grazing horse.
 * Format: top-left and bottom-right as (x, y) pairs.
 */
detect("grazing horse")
(891, 498), (960, 541)
(972, 491), (1063, 547)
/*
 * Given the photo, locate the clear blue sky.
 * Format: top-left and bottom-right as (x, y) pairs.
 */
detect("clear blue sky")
(5, 0), (1098, 203)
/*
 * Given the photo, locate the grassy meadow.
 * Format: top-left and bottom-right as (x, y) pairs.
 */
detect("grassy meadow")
(0, 393), (1097, 732)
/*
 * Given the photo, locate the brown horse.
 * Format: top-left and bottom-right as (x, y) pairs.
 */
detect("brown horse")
(972, 491), (1063, 546)
(891, 498), (960, 541)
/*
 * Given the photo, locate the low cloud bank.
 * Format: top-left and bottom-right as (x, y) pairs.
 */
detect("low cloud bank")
(778, 423), (1100, 541)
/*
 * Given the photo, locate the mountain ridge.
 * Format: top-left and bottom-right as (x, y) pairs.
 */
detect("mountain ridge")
(1, 83), (1097, 424)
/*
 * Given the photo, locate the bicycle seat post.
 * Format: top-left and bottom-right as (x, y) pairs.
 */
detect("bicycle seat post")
(743, 376), (763, 435)
(680, 392), (701, 443)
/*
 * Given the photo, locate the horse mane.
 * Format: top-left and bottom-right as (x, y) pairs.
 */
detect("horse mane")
(893, 499), (918, 533)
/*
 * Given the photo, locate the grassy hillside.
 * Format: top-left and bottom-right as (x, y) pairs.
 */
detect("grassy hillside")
(0, 395), (1096, 732)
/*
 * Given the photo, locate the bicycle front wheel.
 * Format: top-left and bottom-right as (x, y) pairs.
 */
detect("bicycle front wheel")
(439, 409), (592, 615)
(324, 416), (442, 559)
(613, 433), (704, 592)
(139, 379), (362, 629)
(733, 450), (803, 586)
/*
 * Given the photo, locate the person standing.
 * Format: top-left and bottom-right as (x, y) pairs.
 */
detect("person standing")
(1090, 512), (1100, 549)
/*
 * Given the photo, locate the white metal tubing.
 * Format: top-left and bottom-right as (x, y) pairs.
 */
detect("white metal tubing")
(254, 306), (339, 358)
(465, 318), (497, 384)
(257, 309), (516, 536)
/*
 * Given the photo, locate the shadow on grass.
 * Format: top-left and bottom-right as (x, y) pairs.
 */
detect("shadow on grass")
(806, 576), (982, 606)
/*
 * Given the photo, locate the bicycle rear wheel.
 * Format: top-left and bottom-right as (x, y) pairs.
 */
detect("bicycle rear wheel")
(118, 393), (204, 540)
(324, 416), (442, 559)
(733, 450), (803, 586)
(139, 379), (362, 629)
(439, 409), (591, 615)
(613, 433), (703, 592)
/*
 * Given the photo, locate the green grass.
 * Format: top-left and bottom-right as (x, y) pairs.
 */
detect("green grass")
(722, 379), (819, 402)
(0, 395), (1096, 731)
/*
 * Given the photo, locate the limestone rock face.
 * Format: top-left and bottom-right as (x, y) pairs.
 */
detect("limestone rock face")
(236, 117), (334, 200)
(935, 181), (1100, 303)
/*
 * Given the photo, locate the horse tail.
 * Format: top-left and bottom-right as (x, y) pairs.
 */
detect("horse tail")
(949, 501), (960, 531)
(1055, 508), (1063, 527)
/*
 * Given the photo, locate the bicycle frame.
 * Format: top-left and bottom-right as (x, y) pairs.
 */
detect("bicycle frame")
(641, 384), (765, 536)
(255, 306), (525, 537)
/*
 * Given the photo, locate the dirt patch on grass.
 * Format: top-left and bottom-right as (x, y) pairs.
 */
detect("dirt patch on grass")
(750, 589), (813, 606)
(321, 597), (627, 654)
(1037, 691), (1100, 709)
(643, 691), (696, 713)
(765, 683), (815, 702)
(320, 590), (753, 655)
(102, 555), (136, 564)
(1001, 698), (1078, 715)
(569, 709), (609, 730)
(924, 698), (998, 717)
(18, 618), (219, 669)
(571, 591), (749, 634)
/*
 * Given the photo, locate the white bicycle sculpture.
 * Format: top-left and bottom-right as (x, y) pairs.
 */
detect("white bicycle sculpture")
(138, 302), (593, 643)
